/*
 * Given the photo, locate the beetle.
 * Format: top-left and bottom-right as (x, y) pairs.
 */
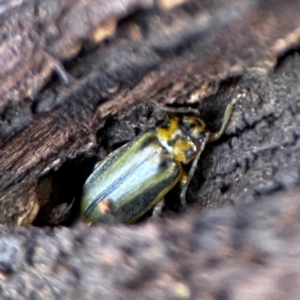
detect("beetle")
(81, 104), (233, 224)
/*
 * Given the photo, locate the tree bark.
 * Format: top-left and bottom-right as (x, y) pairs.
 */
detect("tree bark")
(1, 0), (300, 298)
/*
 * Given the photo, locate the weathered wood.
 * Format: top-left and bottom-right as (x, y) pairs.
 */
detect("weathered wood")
(1, 0), (300, 297)
(1, 0), (300, 225)
(1, 187), (300, 299)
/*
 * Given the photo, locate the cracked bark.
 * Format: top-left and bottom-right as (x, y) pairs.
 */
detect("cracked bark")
(0, 0), (300, 298)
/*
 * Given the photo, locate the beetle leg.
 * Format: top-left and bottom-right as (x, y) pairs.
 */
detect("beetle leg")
(53, 60), (70, 85)
(208, 104), (233, 142)
(44, 51), (71, 85)
(179, 132), (209, 207)
(149, 200), (165, 221)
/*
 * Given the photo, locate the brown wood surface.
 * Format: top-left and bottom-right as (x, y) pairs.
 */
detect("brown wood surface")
(0, 0), (300, 298)
(1, 0), (300, 225)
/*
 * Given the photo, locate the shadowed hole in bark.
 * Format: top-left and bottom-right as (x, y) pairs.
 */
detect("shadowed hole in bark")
(274, 47), (300, 72)
(33, 156), (97, 227)
(220, 184), (230, 194)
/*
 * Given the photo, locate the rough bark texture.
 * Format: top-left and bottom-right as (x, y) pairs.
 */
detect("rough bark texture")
(1, 189), (300, 299)
(1, 0), (300, 298)
(1, 0), (300, 225)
